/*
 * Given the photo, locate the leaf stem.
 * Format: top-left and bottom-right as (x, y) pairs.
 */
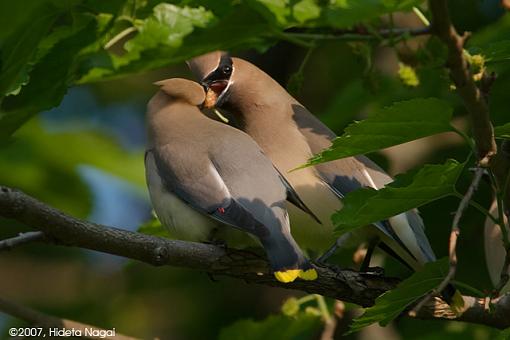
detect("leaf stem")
(315, 295), (332, 323)
(104, 26), (138, 50)
(413, 6), (431, 27)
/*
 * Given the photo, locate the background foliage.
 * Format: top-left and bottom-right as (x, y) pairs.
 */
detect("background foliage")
(1, 0), (510, 339)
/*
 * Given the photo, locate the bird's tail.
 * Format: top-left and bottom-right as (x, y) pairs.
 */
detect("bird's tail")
(260, 234), (318, 283)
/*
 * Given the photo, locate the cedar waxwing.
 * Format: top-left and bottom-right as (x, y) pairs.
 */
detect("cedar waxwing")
(144, 77), (318, 283)
(187, 52), (437, 271)
(484, 199), (510, 293)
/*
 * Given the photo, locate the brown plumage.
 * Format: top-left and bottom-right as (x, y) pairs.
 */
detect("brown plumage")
(188, 52), (437, 270)
(145, 77), (317, 282)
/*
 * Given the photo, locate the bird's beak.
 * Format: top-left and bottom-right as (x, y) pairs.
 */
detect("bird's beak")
(200, 80), (230, 123)
(201, 79), (230, 109)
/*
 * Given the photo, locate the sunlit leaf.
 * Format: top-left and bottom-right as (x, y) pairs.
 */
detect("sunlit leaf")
(302, 98), (454, 167)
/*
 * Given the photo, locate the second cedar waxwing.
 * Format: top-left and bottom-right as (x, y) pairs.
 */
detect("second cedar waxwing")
(144, 77), (318, 283)
(484, 200), (510, 293)
(187, 52), (437, 271)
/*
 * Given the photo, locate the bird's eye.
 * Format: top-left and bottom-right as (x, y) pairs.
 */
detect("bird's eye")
(222, 65), (232, 76)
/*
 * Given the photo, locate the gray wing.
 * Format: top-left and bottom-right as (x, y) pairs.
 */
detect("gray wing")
(292, 104), (436, 264)
(273, 166), (322, 224)
(147, 147), (270, 238)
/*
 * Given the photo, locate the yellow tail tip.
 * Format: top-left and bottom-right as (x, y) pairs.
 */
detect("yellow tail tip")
(299, 268), (318, 281)
(274, 269), (300, 283)
(274, 269), (318, 283)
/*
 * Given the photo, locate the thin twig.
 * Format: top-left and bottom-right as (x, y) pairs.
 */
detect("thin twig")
(0, 297), (140, 340)
(410, 168), (485, 316)
(0, 231), (45, 251)
(283, 26), (430, 42)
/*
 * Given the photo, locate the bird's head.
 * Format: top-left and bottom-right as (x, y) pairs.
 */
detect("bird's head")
(187, 51), (234, 109)
(153, 78), (206, 106)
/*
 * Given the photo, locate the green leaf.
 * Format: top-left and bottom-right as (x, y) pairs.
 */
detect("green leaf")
(473, 40), (510, 64)
(219, 313), (322, 340)
(246, 0), (321, 27)
(303, 98), (454, 167)
(0, 14), (98, 139)
(496, 327), (510, 340)
(0, 0), (74, 97)
(118, 4), (216, 67)
(137, 218), (171, 238)
(349, 258), (449, 333)
(495, 122), (510, 139)
(333, 160), (464, 234)
(79, 4), (274, 83)
(324, 0), (423, 29)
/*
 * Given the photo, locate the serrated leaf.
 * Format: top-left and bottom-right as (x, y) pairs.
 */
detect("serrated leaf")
(303, 98), (454, 167)
(349, 258), (449, 333)
(495, 122), (510, 139)
(79, 4), (274, 83)
(118, 4), (216, 67)
(333, 160), (464, 234)
(325, 0), (423, 29)
(219, 313), (321, 340)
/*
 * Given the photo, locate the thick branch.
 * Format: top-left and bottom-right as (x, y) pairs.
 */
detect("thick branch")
(1, 186), (509, 329)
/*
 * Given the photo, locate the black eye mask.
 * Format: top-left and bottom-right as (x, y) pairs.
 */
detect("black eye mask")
(201, 53), (233, 107)
(202, 53), (233, 85)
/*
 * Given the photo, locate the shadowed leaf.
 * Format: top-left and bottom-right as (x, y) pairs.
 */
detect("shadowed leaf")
(333, 159), (464, 234)
(349, 258), (449, 333)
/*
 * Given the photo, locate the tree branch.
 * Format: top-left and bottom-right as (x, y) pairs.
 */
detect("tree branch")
(1, 185), (509, 329)
(283, 26), (431, 41)
(428, 0), (510, 211)
(0, 231), (45, 251)
(411, 167), (485, 315)
(428, 0), (497, 166)
(428, 0), (510, 298)
(0, 297), (139, 340)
